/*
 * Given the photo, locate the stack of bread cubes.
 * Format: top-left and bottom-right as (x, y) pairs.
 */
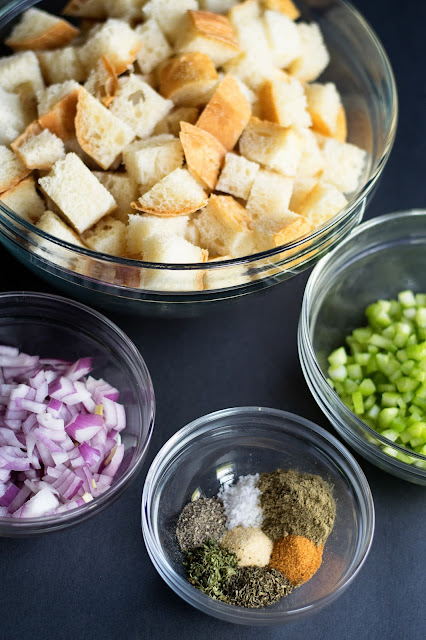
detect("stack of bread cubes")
(0, 0), (367, 291)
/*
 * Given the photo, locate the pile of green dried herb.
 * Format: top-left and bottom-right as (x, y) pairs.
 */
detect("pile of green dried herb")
(223, 567), (293, 608)
(176, 497), (226, 551)
(184, 540), (238, 601)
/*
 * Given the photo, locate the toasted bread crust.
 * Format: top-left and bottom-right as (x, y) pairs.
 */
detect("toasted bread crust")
(86, 55), (118, 107)
(187, 10), (240, 49)
(38, 87), (81, 140)
(273, 216), (313, 247)
(180, 121), (226, 190)
(196, 74), (251, 150)
(334, 105), (347, 143)
(11, 121), (44, 156)
(6, 19), (79, 52)
(261, 0), (300, 20)
(159, 52), (218, 103)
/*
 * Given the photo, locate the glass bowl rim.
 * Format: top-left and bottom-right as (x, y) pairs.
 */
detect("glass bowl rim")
(0, 290), (155, 529)
(0, 0), (398, 273)
(141, 406), (375, 623)
(300, 209), (426, 466)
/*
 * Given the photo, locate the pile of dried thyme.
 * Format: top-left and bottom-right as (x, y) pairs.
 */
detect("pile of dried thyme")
(176, 467), (336, 609)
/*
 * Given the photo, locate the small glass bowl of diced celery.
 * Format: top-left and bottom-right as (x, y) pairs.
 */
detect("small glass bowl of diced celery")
(299, 210), (426, 484)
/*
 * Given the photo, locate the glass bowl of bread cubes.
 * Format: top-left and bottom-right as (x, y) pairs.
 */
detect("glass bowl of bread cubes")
(0, 0), (397, 316)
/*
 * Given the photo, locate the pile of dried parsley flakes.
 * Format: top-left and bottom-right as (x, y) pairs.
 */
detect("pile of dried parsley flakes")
(175, 468), (336, 608)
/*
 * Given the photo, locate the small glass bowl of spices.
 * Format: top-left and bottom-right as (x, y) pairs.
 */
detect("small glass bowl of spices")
(142, 407), (375, 626)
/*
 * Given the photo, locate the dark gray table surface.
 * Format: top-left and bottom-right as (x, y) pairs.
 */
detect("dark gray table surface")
(1, 1), (425, 639)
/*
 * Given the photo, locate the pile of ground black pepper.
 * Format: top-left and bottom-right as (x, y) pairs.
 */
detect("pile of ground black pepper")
(176, 497), (226, 551)
(258, 469), (336, 545)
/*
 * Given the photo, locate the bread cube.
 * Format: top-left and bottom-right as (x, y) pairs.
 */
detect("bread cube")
(78, 19), (142, 75)
(154, 107), (200, 136)
(82, 216), (127, 256)
(319, 137), (367, 194)
(123, 135), (184, 190)
(199, 0), (239, 11)
(0, 146), (31, 193)
(180, 122), (226, 190)
(142, 0), (199, 40)
(175, 10), (240, 67)
(223, 50), (276, 91)
(216, 152), (259, 200)
(194, 194), (255, 257)
(37, 47), (86, 85)
(259, 75), (311, 128)
(298, 181), (348, 227)
(228, 1), (271, 62)
(36, 210), (86, 248)
(110, 75), (173, 139)
(135, 19), (172, 75)
(38, 81), (81, 141)
(203, 255), (251, 290)
(92, 171), (139, 223)
(12, 124), (65, 170)
(159, 53), (219, 108)
(305, 82), (343, 138)
(0, 87), (30, 146)
(289, 23), (330, 83)
(0, 175), (45, 223)
(141, 234), (207, 292)
(84, 56), (118, 108)
(254, 211), (312, 251)
(5, 7), (79, 52)
(239, 117), (302, 177)
(196, 74), (252, 151)
(289, 177), (317, 212)
(246, 168), (294, 225)
(38, 153), (117, 233)
(261, 0), (300, 20)
(75, 89), (135, 170)
(63, 0), (145, 20)
(0, 51), (44, 96)
(228, 0), (260, 23)
(127, 213), (189, 255)
(297, 127), (325, 178)
(132, 168), (208, 216)
(262, 10), (301, 68)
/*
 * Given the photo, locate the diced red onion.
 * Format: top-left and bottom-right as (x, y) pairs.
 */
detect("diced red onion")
(0, 483), (20, 507)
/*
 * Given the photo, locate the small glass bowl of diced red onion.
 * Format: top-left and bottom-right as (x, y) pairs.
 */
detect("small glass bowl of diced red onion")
(0, 292), (154, 536)
(299, 210), (426, 485)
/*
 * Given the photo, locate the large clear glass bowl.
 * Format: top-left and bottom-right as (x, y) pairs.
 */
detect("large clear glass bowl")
(299, 210), (426, 485)
(0, 0), (397, 316)
(142, 407), (374, 625)
(0, 292), (155, 536)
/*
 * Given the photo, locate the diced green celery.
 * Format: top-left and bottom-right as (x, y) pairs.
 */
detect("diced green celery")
(390, 417), (407, 432)
(382, 392), (400, 407)
(396, 396), (406, 410)
(396, 451), (417, 464)
(409, 437), (425, 448)
(402, 391), (414, 403)
(366, 355), (378, 374)
(364, 394), (377, 410)
(352, 391), (364, 415)
(326, 377), (335, 389)
(396, 376), (418, 392)
(352, 327), (373, 344)
(399, 431), (411, 444)
(358, 378), (376, 396)
(366, 404), (380, 420)
(406, 333), (417, 345)
(396, 349), (408, 363)
(378, 407), (399, 429)
(381, 429), (399, 442)
(415, 308), (426, 328)
(328, 347), (348, 367)
(382, 445), (398, 458)
(334, 381), (345, 395)
(344, 379), (358, 394)
(406, 422), (426, 439)
(366, 301), (392, 328)
(394, 322), (412, 347)
(377, 383), (396, 393)
(406, 342), (426, 361)
(415, 293), (426, 306)
(382, 325), (396, 340)
(328, 365), (347, 381)
(418, 327), (426, 341)
(354, 353), (371, 366)
(347, 363), (362, 380)
(412, 396), (426, 411)
(401, 359), (415, 375)
(399, 290), (416, 308)
(369, 334), (396, 351)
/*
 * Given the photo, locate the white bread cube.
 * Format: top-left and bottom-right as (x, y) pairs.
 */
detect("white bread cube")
(319, 137), (367, 194)
(84, 56), (118, 108)
(223, 50), (276, 91)
(253, 211), (313, 252)
(141, 234), (207, 292)
(262, 10), (301, 68)
(123, 135), (184, 190)
(228, 0), (260, 23)
(159, 53), (218, 108)
(142, 0), (199, 40)
(305, 82), (342, 138)
(36, 210), (86, 248)
(37, 80), (80, 117)
(92, 171), (139, 223)
(154, 107), (199, 136)
(37, 47), (86, 84)
(175, 10), (240, 67)
(0, 175), (45, 223)
(216, 152), (259, 200)
(132, 167), (208, 216)
(0, 87), (30, 146)
(194, 194), (255, 257)
(78, 19), (142, 75)
(64, 0), (145, 20)
(12, 125), (65, 170)
(127, 213), (189, 255)
(289, 177), (317, 212)
(289, 23), (330, 83)
(82, 216), (127, 256)
(109, 75), (173, 139)
(0, 51), (44, 96)
(38, 153), (117, 233)
(180, 122), (226, 190)
(0, 146), (31, 193)
(259, 75), (311, 129)
(239, 117), (302, 177)
(298, 181), (348, 227)
(246, 168), (294, 225)
(199, 0), (239, 11)
(228, 2), (271, 61)
(135, 19), (172, 75)
(37, 80), (81, 141)
(5, 8), (79, 52)
(75, 89), (135, 170)
(261, 0), (300, 20)
(297, 127), (325, 178)
(185, 219), (200, 245)
(196, 74), (252, 151)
